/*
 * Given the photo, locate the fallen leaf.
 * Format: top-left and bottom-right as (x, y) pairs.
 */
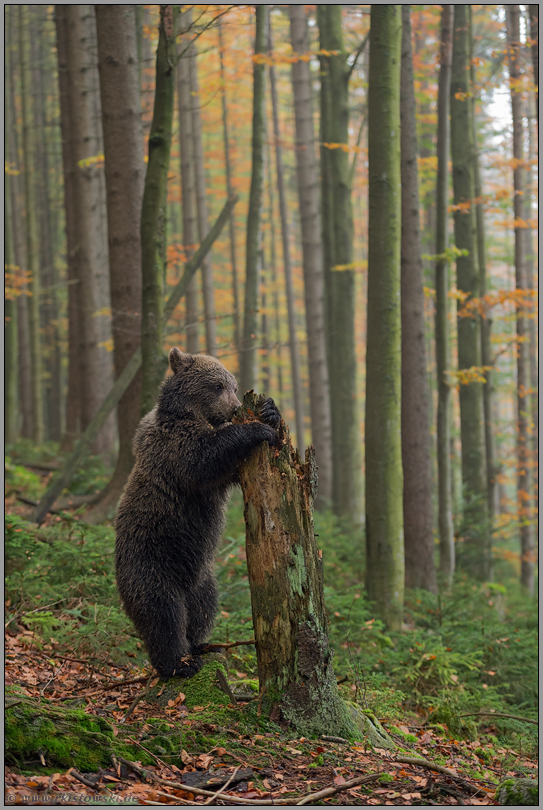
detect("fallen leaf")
(398, 724), (410, 734)
(334, 775), (346, 785)
(216, 747), (227, 757)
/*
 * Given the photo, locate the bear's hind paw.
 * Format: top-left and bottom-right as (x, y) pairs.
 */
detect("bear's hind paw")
(173, 654), (203, 679)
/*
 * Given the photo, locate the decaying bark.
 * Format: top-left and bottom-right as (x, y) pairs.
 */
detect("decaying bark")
(235, 391), (354, 738)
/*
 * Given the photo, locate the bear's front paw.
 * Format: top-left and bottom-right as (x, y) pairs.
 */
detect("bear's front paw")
(173, 654), (203, 679)
(260, 397), (281, 430)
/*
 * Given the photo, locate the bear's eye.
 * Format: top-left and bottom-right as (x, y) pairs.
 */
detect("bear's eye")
(215, 383), (224, 392)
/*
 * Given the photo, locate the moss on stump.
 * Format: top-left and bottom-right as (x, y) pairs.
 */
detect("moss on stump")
(146, 654), (230, 709)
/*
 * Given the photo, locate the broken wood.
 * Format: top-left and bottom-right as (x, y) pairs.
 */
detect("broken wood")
(234, 391), (355, 739)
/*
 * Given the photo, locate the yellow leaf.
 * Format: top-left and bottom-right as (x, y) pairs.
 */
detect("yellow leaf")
(98, 339), (114, 352)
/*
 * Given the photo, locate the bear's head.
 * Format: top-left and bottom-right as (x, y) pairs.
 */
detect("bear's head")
(158, 347), (241, 426)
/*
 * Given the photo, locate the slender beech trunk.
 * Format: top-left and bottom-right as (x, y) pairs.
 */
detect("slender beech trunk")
(507, 6), (534, 595)
(8, 9), (32, 439)
(435, 5), (455, 586)
(55, 5), (81, 452)
(141, 4), (179, 415)
(525, 101), (538, 509)
(317, 5), (359, 522)
(31, 5), (62, 442)
(469, 21), (497, 521)
(528, 6), (538, 128)
(177, 7), (199, 355)
(218, 17), (240, 362)
(239, 6), (267, 395)
(289, 4), (333, 506)
(400, 6), (437, 594)
(5, 176), (18, 443)
(64, 4), (115, 458)
(450, 5), (490, 581)
(18, 5), (44, 444)
(268, 23), (305, 449)
(365, 6), (404, 629)
(190, 47), (217, 356)
(235, 392), (355, 738)
(266, 134), (283, 406)
(93, 5), (145, 520)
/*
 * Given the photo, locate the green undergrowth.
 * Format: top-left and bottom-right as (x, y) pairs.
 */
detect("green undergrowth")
(5, 466), (538, 756)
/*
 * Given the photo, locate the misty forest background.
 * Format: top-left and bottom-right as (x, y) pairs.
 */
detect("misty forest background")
(5, 3), (539, 762)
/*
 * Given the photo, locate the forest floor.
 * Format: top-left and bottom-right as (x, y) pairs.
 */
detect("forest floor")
(5, 629), (536, 806)
(5, 451), (538, 806)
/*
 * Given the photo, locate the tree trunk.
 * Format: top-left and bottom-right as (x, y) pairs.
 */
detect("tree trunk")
(317, 5), (359, 522)
(55, 4), (81, 453)
(235, 392), (355, 738)
(7, 8), (32, 440)
(268, 21), (305, 450)
(450, 5), (490, 581)
(400, 6), (437, 594)
(190, 45), (217, 356)
(140, 4), (178, 415)
(5, 179), (19, 444)
(64, 4), (115, 459)
(31, 5), (62, 443)
(506, 6), (534, 595)
(18, 5), (44, 444)
(289, 4), (333, 507)
(218, 16), (241, 364)
(365, 5), (404, 629)
(528, 6), (538, 128)
(434, 5), (455, 586)
(239, 6), (267, 395)
(92, 4), (145, 521)
(525, 98), (538, 511)
(177, 6), (199, 355)
(265, 131), (283, 406)
(469, 11), (497, 523)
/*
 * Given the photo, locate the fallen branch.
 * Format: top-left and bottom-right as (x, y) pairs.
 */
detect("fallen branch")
(203, 766), (240, 805)
(66, 768), (99, 790)
(395, 756), (488, 797)
(34, 193), (237, 525)
(295, 772), (381, 806)
(36, 651), (129, 671)
(458, 711), (538, 725)
(122, 675), (155, 722)
(321, 735), (349, 744)
(200, 639), (256, 652)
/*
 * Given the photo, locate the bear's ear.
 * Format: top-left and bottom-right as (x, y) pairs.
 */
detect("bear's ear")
(169, 347), (192, 375)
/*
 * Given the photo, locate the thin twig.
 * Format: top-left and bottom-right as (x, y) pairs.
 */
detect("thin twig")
(296, 772), (381, 806)
(36, 651), (129, 670)
(321, 735), (348, 744)
(200, 639), (256, 652)
(204, 766), (240, 805)
(122, 675), (154, 722)
(458, 711), (538, 725)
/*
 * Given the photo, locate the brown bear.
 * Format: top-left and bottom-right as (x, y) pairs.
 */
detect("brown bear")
(115, 348), (280, 678)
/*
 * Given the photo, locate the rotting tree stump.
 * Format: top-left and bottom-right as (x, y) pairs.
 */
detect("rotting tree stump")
(234, 391), (355, 738)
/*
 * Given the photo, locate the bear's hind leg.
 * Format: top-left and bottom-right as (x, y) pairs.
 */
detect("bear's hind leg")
(185, 573), (219, 656)
(132, 594), (203, 679)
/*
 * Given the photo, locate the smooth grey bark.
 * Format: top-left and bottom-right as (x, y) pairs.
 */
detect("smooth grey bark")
(64, 4), (115, 458)
(317, 5), (359, 522)
(177, 7), (199, 354)
(18, 5), (44, 444)
(289, 4), (333, 506)
(31, 5), (62, 442)
(93, 4), (145, 520)
(190, 46), (217, 356)
(525, 99), (538, 510)
(450, 5), (490, 581)
(239, 6), (267, 395)
(265, 132), (283, 406)
(365, 5), (404, 630)
(55, 5), (81, 452)
(268, 18), (305, 450)
(5, 59), (18, 443)
(218, 16), (241, 363)
(506, 6), (534, 595)
(528, 6), (538, 126)
(434, 5), (455, 585)
(400, 5), (437, 594)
